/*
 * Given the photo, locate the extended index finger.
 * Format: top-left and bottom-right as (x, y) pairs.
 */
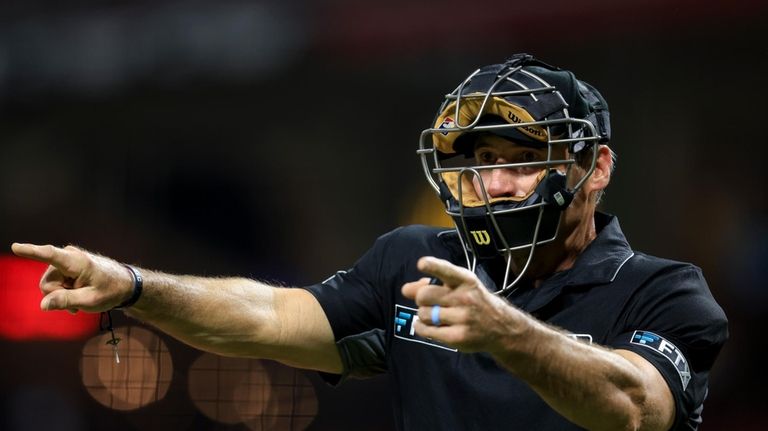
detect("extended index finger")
(11, 243), (86, 277)
(417, 256), (475, 288)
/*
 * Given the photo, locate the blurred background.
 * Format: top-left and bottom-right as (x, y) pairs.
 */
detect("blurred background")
(1, 0), (766, 429)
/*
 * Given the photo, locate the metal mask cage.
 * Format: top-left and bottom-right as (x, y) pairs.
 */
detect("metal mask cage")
(416, 63), (602, 295)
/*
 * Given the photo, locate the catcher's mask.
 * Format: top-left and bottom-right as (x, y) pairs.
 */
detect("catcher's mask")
(418, 53), (611, 295)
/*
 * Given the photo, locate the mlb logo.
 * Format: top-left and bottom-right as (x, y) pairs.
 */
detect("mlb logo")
(438, 117), (455, 135)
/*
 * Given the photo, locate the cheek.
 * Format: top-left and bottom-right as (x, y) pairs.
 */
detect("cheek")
(474, 169), (541, 198)
(472, 174), (486, 197)
(507, 169), (543, 197)
(519, 173), (539, 194)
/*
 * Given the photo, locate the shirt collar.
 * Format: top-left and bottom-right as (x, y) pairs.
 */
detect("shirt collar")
(441, 212), (635, 295)
(509, 212), (634, 314)
(544, 211), (635, 288)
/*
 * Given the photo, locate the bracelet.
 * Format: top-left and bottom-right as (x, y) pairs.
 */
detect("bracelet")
(115, 264), (143, 309)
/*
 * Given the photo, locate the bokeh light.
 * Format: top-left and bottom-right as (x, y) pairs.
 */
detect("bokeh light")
(80, 326), (173, 411)
(188, 353), (318, 430)
(188, 353), (272, 424)
(241, 362), (318, 431)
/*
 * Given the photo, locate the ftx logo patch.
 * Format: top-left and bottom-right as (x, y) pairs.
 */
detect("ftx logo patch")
(631, 330), (691, 390)
(394, 305), (457, 352)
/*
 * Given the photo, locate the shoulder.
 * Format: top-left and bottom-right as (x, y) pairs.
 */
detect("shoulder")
(622, 252), (728, 347)
(628, 252), (713, 299)
(626, 251), (709, 291)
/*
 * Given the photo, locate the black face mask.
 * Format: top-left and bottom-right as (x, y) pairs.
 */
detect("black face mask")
(419, 53), (609, 294)
(440, 170), (572, 260)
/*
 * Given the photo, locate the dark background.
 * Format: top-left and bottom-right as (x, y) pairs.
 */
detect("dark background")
(1, 0), (766, 429)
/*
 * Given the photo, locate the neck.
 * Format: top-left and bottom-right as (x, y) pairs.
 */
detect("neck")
(518, 210), (597, 288)
(554, 211), (597, 272)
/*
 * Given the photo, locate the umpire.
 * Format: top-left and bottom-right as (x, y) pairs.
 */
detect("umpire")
(12, 54), (727, 430)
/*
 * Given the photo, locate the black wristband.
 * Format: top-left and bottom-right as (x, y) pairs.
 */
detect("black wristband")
(115, 264), (143, 309)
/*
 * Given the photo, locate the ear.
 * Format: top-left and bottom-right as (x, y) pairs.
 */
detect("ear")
(586, 145), (613, 193)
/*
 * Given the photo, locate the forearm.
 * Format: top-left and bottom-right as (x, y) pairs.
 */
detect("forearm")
(11, 243), (340, 371)
(124, 270), (282, 358)
(122, 269), (341, 372)
(492, 314), (669, 431)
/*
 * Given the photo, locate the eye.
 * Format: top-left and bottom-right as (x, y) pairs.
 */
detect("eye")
(518, 151), (540, 164)
(476, 150), (497, 165)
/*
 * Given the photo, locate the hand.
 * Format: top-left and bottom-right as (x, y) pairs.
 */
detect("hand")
(401, 256), (526, 353)
(11, 243), (134, 313)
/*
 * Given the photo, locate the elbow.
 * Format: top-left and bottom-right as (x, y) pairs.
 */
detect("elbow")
(598, 390), (645, 431)
(610, 384), (670, 431)
(622, 403), (645, 431)
(626, 386), (648, 430)
(606, 352), (674, 431)
(591, 368), (664, 431)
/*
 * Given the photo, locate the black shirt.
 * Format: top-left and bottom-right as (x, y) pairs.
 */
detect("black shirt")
(304, 213), (728, 430)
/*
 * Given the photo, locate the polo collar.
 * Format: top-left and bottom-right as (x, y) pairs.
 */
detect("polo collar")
(501, 212), (635, 314)
(442, 212), (635, 312)
(545, 212), (635, 288)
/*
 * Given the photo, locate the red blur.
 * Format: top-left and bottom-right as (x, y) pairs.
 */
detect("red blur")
(0, 255), (98, 341)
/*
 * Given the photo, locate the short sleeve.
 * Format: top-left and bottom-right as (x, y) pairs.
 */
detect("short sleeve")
(302, 225), (460, 385)
(302, 229), (401, 383)
(303, 230), (397, 339)
(608, 264), (728, 430)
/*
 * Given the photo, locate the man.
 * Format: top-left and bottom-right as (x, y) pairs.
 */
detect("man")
(12, 54), (727, 430)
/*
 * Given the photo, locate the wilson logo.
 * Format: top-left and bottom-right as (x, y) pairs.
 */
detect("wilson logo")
(504, 109), (546, 139)
(470, 230), (491, 245)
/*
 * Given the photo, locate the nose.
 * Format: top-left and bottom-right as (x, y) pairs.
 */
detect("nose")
(482, 167), (518, 199)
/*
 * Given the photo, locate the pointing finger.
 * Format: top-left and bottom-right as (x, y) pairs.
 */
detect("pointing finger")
(12, 243), (87, 278)
(417, 256), (475, 288)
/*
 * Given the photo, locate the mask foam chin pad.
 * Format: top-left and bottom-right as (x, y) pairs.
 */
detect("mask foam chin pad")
(535, 171), (573, 210)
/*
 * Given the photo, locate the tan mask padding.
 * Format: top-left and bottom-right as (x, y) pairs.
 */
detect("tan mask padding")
(441, 169), (548, 208)
(433, 95), (549, 154)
